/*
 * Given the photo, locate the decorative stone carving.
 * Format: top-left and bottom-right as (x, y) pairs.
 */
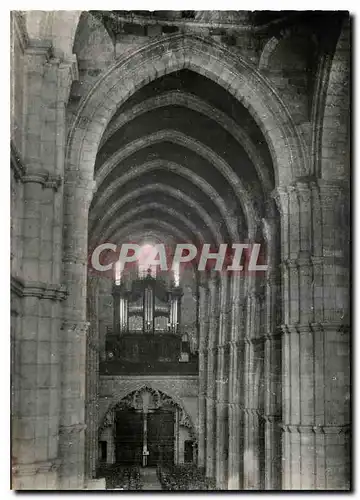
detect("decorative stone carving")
(99, 386), (197, 441)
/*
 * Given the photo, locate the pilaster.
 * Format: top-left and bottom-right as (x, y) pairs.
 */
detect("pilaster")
(227, 273), (245, 490)
(197, 279), (209, 469)
(205, 272), (219, 479)
(215, 274), (229, 489)
(273, 180), (350, 490)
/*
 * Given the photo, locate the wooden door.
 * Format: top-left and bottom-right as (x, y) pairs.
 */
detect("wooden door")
(115, 408), (143, 465)
(147, 410), (175, 467)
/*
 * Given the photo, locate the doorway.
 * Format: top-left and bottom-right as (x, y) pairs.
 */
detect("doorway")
(115, 408), (143, 465)
(114, 407), (175, 467)
(147, 409), (174, 466)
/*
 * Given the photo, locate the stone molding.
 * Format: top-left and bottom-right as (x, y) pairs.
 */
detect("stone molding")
(59, 423), (87, 435)
(22, 171), (62, 191)
(11, 275), (68, 301)
(25, 38), (54, 59)
(11, 141), (62, 191)
(281, 322), (350, 336)
(280, 424), (350, 435)
(281, 254), (346, 268)
(271, 179), (348, 213)
(12, 458), (61, 476)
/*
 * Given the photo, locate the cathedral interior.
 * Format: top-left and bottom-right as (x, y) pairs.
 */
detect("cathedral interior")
(10, 10), (350, 490)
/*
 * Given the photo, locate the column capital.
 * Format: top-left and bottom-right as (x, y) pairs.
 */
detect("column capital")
(22, 171), (63, 191)
(281, 322), (349, 336)
(281, 424), (350, 435)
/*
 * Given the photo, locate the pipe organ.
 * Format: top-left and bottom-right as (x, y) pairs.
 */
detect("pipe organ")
(102, 271), (197, 375)
(112, 271), (182, 335)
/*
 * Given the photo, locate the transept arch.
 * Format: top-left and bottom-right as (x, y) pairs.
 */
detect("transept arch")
(67, 32), (306, 187)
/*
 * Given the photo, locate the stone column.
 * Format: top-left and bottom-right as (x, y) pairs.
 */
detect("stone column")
(197, 279), (209, 469)
(215, 275), (229, 489)
(59, 170), (94, 489)
(85, 277), (100, 479)
(274, 180), (350, 490)
(264, 328), (282, 491)
(205, 272), (219, 480)
(227, 273), (245, 490)
(243, 288), (259, 490)
(11, 40), (77, 490)
(262, 218), (282, 490)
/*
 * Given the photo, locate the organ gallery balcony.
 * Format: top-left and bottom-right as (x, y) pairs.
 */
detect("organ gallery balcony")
(100, 332), (199, 376)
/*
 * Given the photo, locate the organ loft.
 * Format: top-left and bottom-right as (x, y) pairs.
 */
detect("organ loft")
(102, 246), (197, 375)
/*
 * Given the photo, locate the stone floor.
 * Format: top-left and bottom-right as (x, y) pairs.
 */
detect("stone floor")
(140, 467), (163, 490)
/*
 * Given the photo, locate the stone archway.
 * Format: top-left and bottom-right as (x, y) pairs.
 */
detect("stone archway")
(62, 31), (307, 327)
(98, 386), (197, 468)
(61, 31), (306, 489)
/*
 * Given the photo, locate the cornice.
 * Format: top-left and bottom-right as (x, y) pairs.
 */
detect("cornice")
(11, 275), (68, 301)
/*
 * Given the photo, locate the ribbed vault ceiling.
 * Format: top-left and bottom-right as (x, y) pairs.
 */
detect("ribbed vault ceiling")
(88, 64), (276, 253)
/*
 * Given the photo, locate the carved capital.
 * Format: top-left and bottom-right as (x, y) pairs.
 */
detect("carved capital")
(294, 181), (312, 206)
